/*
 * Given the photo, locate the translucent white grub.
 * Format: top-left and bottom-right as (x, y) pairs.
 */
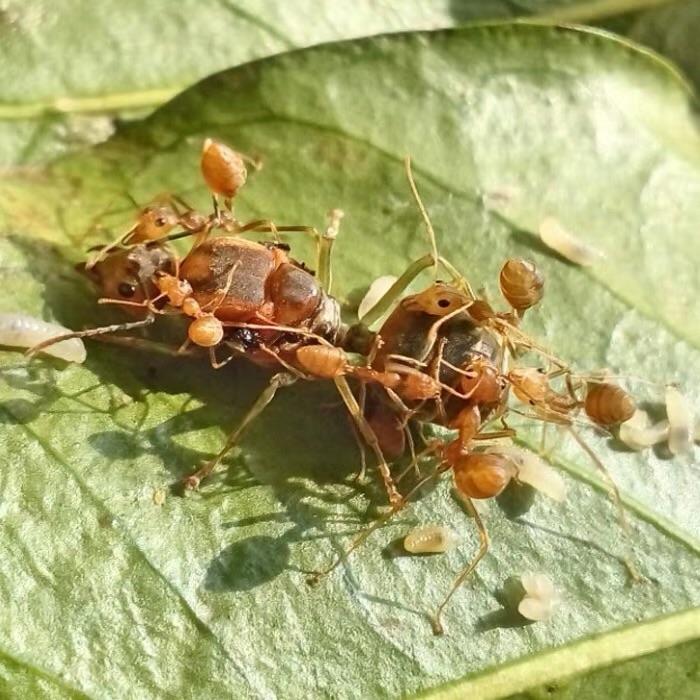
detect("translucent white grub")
(618, 409), (669, 451)
(494, 446), (567, 502)
(665, 385), (694, 455)
(0, 313), (86, 363)
(518, 572), (561, 621)
(539, 217), (604, 267)
(358, 275), (398, 321)
(403, 524), (458, 554)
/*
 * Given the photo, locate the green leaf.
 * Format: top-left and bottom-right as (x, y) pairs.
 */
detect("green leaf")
(0, 24), (699, 698)
(0, 0), (655, 168)
(602, 0), (700, 91)
(505, 634), (700, 700)
(0, 0), (455, 166)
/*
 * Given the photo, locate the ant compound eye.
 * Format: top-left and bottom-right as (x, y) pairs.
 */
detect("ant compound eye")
(118, 282), (137, 298)
(529, 399), (536, 406)
(437, 298), (451, 308)
(155, 217), (168, 227)
(537, 368), (547, 374)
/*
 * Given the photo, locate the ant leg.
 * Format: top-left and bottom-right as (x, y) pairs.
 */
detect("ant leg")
(98, 294), (167, 316)
(567, 426), (641, 582)
(404, 156), (477, 298)
(26, 316), (156, 358)
(348, 417), (369, 484)
(471, 429), (517, 441)
(200, 262), (239, 312)
(211, 195), (221, 224)
(358, 254), (435, 327)
(333, 376), (402, 508)
(208, 346), (236, 370)
(90, 334), (198, 358)
(85, 229), (136, 269)
(432, 488), (489, 635)
(183, 372), (297, 490)
(318, 209), (343, 293)
(167, 194), (195, 217)
(353, 381), (369, 482)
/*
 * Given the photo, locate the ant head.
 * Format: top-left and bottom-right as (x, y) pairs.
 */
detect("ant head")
(402, 283), (469, 317)
(128, 205), (179, 243)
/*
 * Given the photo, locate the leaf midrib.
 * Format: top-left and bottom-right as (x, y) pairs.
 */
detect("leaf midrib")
(0, 645), (89, 699)
(419, 606), (700, 700)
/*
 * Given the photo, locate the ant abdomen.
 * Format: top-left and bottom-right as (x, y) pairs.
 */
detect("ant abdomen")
(584, 382), (636, 426)
(201, 138), (247, 200)
(188, 315), (224, 347)
(453, 453), (515, 499)
(296, 345), (347, 379)
(128, 206), (179, 243)
(499, 259), (544, 312)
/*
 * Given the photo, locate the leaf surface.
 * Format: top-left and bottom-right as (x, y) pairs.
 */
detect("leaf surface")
(0, 0), (653, 166)
(0, 25), (699, 699)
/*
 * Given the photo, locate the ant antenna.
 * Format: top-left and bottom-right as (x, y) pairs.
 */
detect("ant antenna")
(404, 156), (439, 278)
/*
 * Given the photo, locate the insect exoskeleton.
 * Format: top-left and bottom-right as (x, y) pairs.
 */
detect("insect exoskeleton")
(508, 367), (549, 405)
(384, 363), (442, 401)
(179, 237), (342, 340)
(499, 258), (544, 312)
(584, 381), (636, 426)
(459, 358), (504, 404)
(452, 452), (516, 499)
(188, 315), (224, 347)
(127, 205), (180, 243)
(154, 272), (194, 307)
(403, 525), (458, 554)
(295, 344), (348, 379)
(447, 405), (482, 456)
(401, 283), (470, 316)
(81, 244), (175, 310)
(201, 138), (247, 200)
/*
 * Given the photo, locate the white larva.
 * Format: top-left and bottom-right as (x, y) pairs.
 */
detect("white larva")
(492, 446), (567, 502)
(518, 572), (561, 622)
(618, 409), (669, 451)
(403, 524), (458, 554)
(665, 385), (694, 455)
(0, 313), (86, 363)
(358, 275), (398, 322)
(539, 217), (605, 267)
